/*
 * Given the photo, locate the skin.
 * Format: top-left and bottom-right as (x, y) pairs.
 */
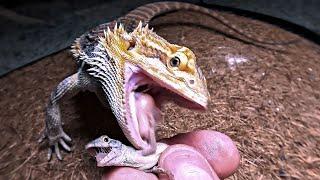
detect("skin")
(161, 130), (240, 179)
(101, 130), (240, 179)
(158, 144), (220, 180)
(102, 167), (158, 180)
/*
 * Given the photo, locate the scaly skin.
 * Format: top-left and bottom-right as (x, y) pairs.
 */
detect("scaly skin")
(85, 135), (169, 171)
(39, 1), (283, 161)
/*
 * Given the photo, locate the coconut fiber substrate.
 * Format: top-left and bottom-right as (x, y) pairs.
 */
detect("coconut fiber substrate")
(0, 9), (320, 180)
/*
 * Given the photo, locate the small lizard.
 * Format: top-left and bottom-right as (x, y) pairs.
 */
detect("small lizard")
(85, 135), (168, 171)
(39, 1), (279, 161)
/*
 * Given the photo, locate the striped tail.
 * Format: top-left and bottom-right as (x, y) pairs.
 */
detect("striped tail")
(123, 1), (296, 45)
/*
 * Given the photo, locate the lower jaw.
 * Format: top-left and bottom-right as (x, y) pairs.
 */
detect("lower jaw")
(124, 64), (159, 150)
(96, 153), (108, 167)
(123, 64), (204, 151)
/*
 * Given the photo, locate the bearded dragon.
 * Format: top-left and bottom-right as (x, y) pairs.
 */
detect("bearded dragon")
(39, 1), (277, 161)
(85, 135), (168, 172)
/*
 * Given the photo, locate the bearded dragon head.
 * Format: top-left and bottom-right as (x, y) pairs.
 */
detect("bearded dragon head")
(98, 22), (209, 155)
(101, 22), (209, 109)
(130, 23), (209, 109)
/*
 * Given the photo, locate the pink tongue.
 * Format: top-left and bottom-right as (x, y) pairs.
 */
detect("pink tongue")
(96, 153), (108, 167)
(135, 93), (161, 122)
(134, 93), (161, 153)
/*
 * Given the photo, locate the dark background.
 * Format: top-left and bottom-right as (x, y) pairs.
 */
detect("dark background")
(0, 0), (319, 76)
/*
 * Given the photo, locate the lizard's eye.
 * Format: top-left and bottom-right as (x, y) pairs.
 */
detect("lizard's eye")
(103, 137), (109, 142)
(169, 57), (180, 67)
(168, 52), (188, 71)
(167, 52), (189, 71)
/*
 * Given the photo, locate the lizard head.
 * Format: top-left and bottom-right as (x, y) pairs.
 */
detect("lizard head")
(85, 135), (124, 167)
(101, 22), (209, 109)
(129, 26), (209, 109)
(99, 22), (209, 155)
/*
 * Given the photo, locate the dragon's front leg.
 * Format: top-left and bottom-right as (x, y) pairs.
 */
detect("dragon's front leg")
(39, 72), (94, 160)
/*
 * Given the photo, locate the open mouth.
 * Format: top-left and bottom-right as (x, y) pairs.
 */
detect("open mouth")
(87, 146), (112, 157)
(86, 145), (115, 167)
(122, 63), (208, 153)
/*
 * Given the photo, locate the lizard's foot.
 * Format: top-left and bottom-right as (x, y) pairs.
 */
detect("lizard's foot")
(145, 166), (165, 173)
(146, 166), (174, 178)
(38, 128), (72, 161)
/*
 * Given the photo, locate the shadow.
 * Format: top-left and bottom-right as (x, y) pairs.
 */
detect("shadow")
(68, 91), (130, 145)
(199, 2), (320, 45)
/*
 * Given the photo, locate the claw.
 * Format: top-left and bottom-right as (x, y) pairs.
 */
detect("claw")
(62, 132), (72, 142)
(156, 167), (167, 174)
(59, 139), (71, 152)
(55, 143), (62, 160)
(47, 148), (52, 161)
(150, 167), (174, 179)
(39, 127), (72, 161)
(147, 166), (165, 173)
(38, 135), (45, 143)
(38, 131), (46, 143)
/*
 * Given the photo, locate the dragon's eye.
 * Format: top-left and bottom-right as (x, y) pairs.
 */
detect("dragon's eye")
(169, 57), (181, 67)
(168, 51), (189, 71)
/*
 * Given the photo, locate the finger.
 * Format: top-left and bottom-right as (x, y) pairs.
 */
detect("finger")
(160, 130), (240, 179)
(59, 139), (71, 152)
(47, 147), (52, 161)
(62, 132), (72, 142)
(158, 144), (219, 180)
(54, 143), (62, 160)
(102, 167), (158, 180)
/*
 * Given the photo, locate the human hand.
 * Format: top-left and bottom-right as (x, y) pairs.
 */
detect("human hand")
(101, 130), (240, 180)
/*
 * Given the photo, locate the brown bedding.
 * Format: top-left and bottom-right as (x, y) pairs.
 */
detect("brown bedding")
(0, 9), (319, 179)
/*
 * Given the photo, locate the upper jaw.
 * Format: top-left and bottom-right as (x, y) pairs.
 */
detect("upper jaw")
(85, 140), (99, 150)
(146, 74), (209, 111)
(137, 62), (209, 110)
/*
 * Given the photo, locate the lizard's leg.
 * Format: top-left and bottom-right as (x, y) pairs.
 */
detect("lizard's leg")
(39, 72), (95, 160)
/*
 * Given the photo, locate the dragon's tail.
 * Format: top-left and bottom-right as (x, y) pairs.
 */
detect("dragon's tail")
(124, 1), (296, 45)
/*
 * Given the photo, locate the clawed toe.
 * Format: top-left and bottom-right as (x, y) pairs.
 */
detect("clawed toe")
(62, 132), (72, 142)
(46, 139), (71, 161)
(145, 166), (167, 174)
(38, 131), (47, 143)
(47, 148), (53, 161)
(40, 129), (72, 161)
(59, 139), (71, 152)
(55, 143), (62, 160)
